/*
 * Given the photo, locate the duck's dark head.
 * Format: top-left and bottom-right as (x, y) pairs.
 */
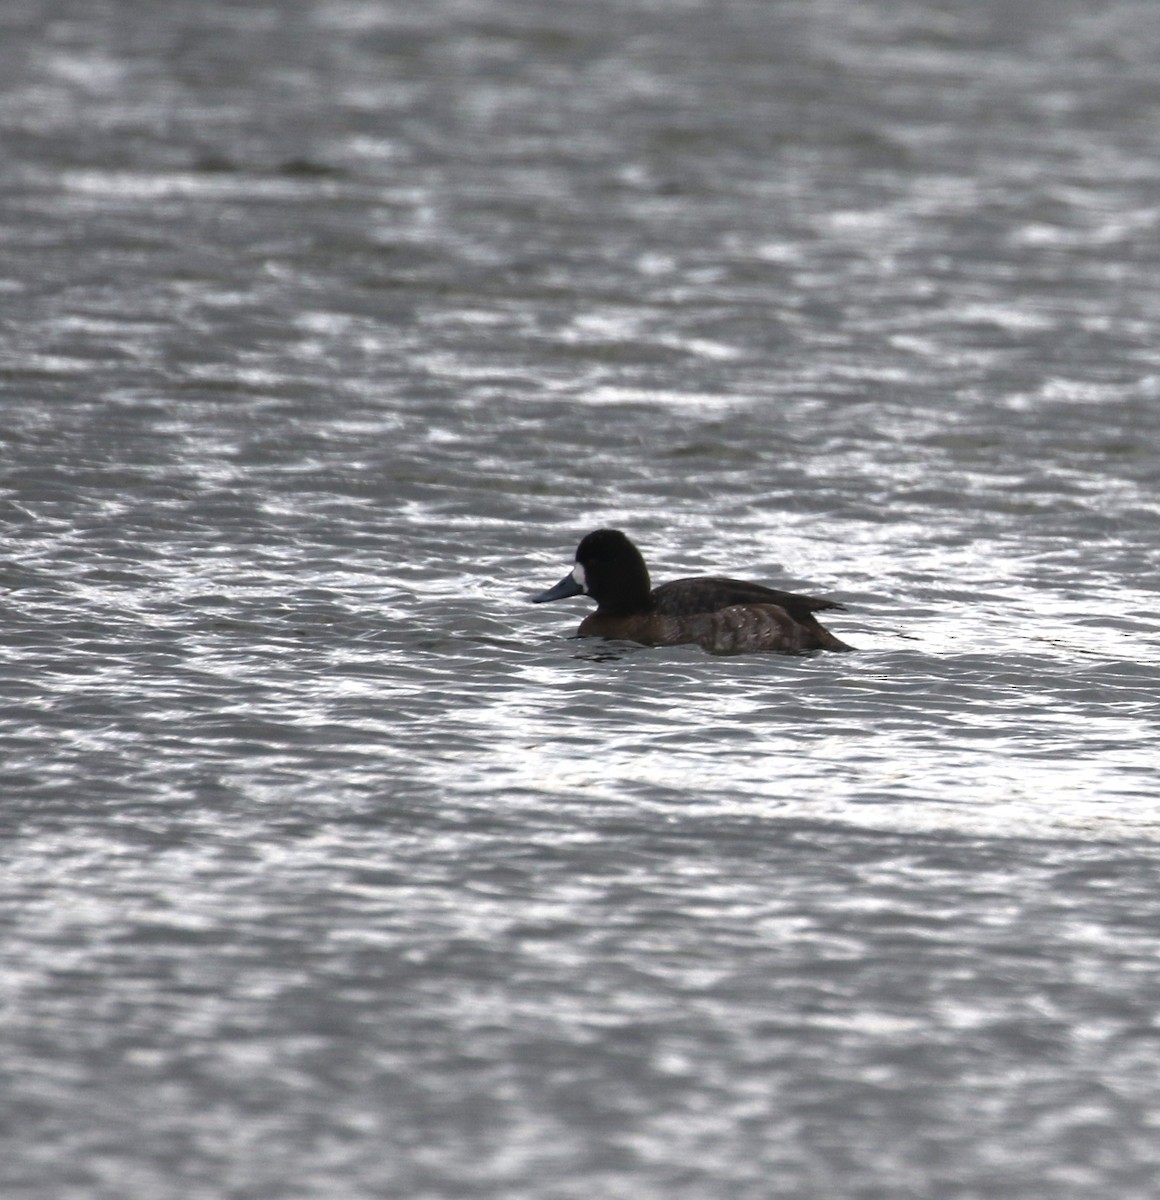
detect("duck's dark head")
(531, 529), (652, 615)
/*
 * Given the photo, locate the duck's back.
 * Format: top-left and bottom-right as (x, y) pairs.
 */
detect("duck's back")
(651, 576), (845, 622)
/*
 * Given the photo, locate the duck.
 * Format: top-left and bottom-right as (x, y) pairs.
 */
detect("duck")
(531, 529), (852, 654)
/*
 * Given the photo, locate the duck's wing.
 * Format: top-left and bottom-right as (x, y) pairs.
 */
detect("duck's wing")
(582, 603), (852, 654)
(651, 576), (846, 623)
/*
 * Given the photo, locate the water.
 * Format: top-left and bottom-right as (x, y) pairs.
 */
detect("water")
(4, 1), (1160, 1196)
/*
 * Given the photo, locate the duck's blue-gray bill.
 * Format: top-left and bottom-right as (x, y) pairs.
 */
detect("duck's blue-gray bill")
(531, 572), (584, 603)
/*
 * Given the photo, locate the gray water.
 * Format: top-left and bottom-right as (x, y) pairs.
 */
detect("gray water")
(4, 1), (1160, 1196)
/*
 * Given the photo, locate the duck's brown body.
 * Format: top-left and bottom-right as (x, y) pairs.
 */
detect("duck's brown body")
(578, 603), (847, 654)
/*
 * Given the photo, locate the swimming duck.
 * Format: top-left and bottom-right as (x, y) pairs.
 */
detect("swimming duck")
(532, 529), (852, 654)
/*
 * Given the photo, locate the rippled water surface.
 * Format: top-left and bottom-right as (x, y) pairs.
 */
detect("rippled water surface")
(5, 1), (1160, 1196)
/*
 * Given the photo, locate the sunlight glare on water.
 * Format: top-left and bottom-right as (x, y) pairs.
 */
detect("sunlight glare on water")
(5, 1), (1160, 1198)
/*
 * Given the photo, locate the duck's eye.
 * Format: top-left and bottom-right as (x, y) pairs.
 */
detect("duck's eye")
(571, 562), (588, 592)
